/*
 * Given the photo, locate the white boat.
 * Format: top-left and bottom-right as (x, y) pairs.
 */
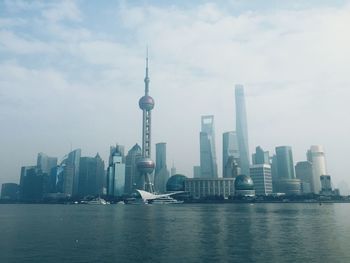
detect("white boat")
(83, 198), (109, 205)
(149, 195), (184, 204)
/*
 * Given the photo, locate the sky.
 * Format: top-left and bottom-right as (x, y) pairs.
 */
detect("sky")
(1, 0), (350, 194)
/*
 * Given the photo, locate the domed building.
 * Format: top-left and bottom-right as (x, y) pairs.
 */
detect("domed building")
(234, 175), (255, 197)
(166, 174), (187, 192)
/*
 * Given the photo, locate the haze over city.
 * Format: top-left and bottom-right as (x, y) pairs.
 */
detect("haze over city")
(1, 0), (350, 193)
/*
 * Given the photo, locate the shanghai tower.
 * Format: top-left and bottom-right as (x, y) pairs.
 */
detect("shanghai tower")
(235, 84), (250, 176)
(137, 54), (155, 193)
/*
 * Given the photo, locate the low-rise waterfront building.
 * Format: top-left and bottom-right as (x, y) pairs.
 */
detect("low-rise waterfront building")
(184, 178), (235, 199)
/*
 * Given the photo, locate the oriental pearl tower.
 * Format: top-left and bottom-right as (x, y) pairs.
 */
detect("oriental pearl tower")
(137, 53), (155, 193)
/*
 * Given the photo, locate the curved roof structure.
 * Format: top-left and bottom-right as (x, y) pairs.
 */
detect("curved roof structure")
(136, 189), (182, 201)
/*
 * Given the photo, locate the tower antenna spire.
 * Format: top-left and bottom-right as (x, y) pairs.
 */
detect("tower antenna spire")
(144, 46), (150, 95)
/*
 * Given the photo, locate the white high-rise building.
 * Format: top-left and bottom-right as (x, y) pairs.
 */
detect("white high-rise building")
(250, 164), (273, 196)
(307, 145), (327, 194)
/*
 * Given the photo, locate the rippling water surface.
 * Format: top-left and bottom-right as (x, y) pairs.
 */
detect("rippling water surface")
(1, 203), (350, 263)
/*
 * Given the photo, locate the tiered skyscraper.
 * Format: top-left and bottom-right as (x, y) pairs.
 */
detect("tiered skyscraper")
(137, 54), (155, 193)
(235, 85), (250, 176)
(200, 115), (218, 178)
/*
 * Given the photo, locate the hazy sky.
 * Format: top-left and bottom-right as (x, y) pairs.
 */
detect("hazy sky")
(1, 0), (350, 193)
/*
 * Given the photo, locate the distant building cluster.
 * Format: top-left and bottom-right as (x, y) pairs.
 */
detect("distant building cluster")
(0, 62), (341, 202)
(190, 84), (340, 199)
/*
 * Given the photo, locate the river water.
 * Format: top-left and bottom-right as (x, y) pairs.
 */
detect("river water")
(1, 203), (350, 262)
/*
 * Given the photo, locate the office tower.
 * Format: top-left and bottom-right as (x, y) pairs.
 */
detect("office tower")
(171, 163), (177, 176)
(37, 153), (57, 174)
(19, 166), (44, 201)
(295, 161), (313, 194)
(320, 175), (332, 195)
(124, 144), (142, 194)
(270, 155), (279, 192)
(137, 54), (155, 193)
(307, 145), (327, 194)
(1, 183), (19, 200)
(154, 143), (169, 193)
(200, 115), (218, 178)
(250, 164), (272, 195)
(224, 156), (240, 178)
(222, 131), (240, 177)
(275, 146), (301, 195)
(193, 166), (201, 178)
(63, 149), (81, 196)
(235, 85), (250, 176)
(107, 145), (126, 196)
(78, 154), (105, 197)
(275, 146), (295, 179)
(252, 146), (270, 165)
(37, 153), (58, 193)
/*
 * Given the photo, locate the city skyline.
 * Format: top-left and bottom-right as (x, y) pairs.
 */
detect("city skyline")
(1, 1), (350, 194)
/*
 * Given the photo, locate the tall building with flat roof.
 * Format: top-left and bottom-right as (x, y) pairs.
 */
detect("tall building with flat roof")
(275, 146), (295, 179)
(107, 144), (125, 196)
(235, 85), (250, 176)
(320, 175), (332, 195)
(252, 146), (269, 165)
(193, 166), (201, 178)
(295, 161), (313, 194)
(222, 131), (239, 177)
(154, 143), (169, 193)
(275, 146), (300, 195)
(200, 115), (218, 178)
(307, 145), (327, 194)
(124, 144), (142, 194)
(250, 164), (272, 196)
(78, 154), (105, 197)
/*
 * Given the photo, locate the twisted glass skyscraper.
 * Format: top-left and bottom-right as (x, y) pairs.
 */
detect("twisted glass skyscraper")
(235, 85), (250, 176)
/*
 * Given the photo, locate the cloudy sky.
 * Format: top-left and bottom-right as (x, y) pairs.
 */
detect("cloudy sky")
(1, 0), (350, 193)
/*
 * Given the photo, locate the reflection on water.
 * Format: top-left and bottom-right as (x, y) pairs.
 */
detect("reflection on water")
(0, 204), (349, 262)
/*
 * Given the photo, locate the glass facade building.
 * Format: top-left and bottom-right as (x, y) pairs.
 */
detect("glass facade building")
(200, 115), (218, 178)
(307, 145), (327, 194)
(235, 85), (250, 176)
(222, 131), (239, 177)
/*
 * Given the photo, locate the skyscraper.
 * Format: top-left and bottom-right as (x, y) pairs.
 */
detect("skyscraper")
(19, 166), (43, 201)
(193, 166), (201, 178)
(65, 149), (81, 197)
(37, 152), (58, 193)
(154, 143), (169, 193)
(171, 163), (177, 176)
(137, 54), (156, 193)
(200, 115), (218, 178)
(222, 131), (239, 177)
(307, 145), (327, 194)
(295, 161), (313, 194)
(107, 144), (126, 196)
(235, 85), (250, 176)
(124, 144), (142, 194)
(78, 154), (104, 198)
(275, 146), (301, 195)
(252, 146), (270, 165)
(275, 146), (295, 179)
